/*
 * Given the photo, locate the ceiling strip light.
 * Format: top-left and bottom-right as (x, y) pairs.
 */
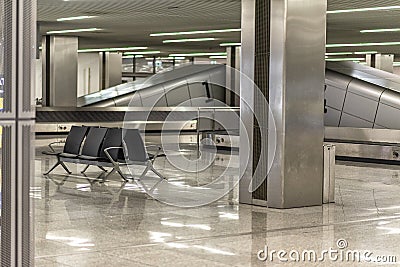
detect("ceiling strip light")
(354, 51), (378, 54)
(325, 51), (378, 56)
(210, 56), (227, 59)
(123, 55), (144, 59)
(361, 28), (400, 33)
(150, 29), (241, 37)
(47, 28), (101, 34)
(169, 52), (227, 57)
(327, 6), (400, 14)
(220, 42), (241, 47)
(124, 51), (161, 55)
(57, 16), (97, 22)
(393, 62), (400, 67)
(326, 42), (400, 48)
(163, 38), (216, 43)
(325, 52), (353, 56)
(78, 47), (148, 53)
(326, 58), (365, 62)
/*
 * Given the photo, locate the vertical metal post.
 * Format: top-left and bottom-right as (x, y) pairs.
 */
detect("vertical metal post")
(240, 0), (326, 208)
(239, 0), (256, 205)
(152, 56), (156, 74)
(1, 0), (36, 266)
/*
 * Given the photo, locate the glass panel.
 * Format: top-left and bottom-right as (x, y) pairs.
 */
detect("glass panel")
(155, 59), (173, 73)
(135, 57), (154, 73)
(122, 58), (134, 73)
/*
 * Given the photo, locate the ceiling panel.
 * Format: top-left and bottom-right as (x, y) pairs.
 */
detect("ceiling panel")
(37, 0), (400, 57)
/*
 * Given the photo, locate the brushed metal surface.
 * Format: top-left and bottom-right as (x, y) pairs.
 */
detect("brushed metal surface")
(340, 113), (373, 128)
(325, 127), (400, 144)
(342, 92), (377, 123)
(323, 144), (335, 204)
(239, 0), (256, 205)
(42, 36), (78, 107)
(380, 89), (400, 109)
(326, 61), (400, 94)
(325, 107), (341, 127)
(325, 84), (346, 110)
(325, 65), (400, 130)
(347, 78), (384, 101)
(334, 143), (400, 162)
(267, 0), (326, 208)
(375, 103), (400, 129)
(105, 52), (122, 88)
(35, 121), (197, 133)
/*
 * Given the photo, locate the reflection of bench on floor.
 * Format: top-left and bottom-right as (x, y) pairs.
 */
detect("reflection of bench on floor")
(42, 126), (166, 181)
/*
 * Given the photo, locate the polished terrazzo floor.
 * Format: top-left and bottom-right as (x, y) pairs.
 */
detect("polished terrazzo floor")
(34, 138), (400, 266)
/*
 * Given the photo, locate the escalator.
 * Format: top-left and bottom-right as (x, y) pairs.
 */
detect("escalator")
(77, 64), (226, 108)
(325, 61), (400, 163)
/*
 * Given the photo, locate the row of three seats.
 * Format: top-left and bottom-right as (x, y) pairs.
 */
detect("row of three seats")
(43, 126), (165, 181)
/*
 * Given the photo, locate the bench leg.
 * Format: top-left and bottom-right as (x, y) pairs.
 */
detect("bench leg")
(150, 165), (166, 180)
(60, 162), (72, 174)
(105, 166), (128, 182)
(138, 164), (151, 180)
(81, 165), (90, 173)
(43, 162), (60, 175)
(98, 166), (107, 172)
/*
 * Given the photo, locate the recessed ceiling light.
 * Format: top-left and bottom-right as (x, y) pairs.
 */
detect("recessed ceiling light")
(78, 47), (148, 53)
(46, 28), (101, 34)
(150, 29), (241, 37)
(327, 6), (400, 14)
(169, 52), (227, 57)
(360, 28), (400, 33)
(326, 42), (400, 48)
(220, 42), (241, 47)
(57, 16), (97, 22)
(163, 38), (216, 43)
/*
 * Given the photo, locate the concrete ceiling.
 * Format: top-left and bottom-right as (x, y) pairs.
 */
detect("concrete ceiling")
(37, 0), (400, 57)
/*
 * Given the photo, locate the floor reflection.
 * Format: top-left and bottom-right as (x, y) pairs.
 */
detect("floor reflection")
(34, 138), (400, 266)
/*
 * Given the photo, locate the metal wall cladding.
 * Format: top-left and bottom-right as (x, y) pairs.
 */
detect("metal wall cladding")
(342, 92), (378, 122)
(347, 78), (384, 101)
(164, 82), (191, 106)
(324, 107), (341, 127)
(325, 84), (346, 111)
(139, 85), (167, 107)
(325, 70), (352, 90)
(114, 93), (139, 107)
(325, 69), (400, 130)
(340, 113), (373, 128)
(375, 103), (400, 129)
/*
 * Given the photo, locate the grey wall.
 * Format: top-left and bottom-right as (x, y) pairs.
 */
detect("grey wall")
(42, 36), (78, 107)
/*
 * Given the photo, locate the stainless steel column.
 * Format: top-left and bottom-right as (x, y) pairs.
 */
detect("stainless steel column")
(0, 0), (36, 265)
(226, 46), (240, 106)
(240, 0), (326, 208)
(239, 0), (256, 205)
(104, 52), (122, 88)
(42, 36), (78, 107)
